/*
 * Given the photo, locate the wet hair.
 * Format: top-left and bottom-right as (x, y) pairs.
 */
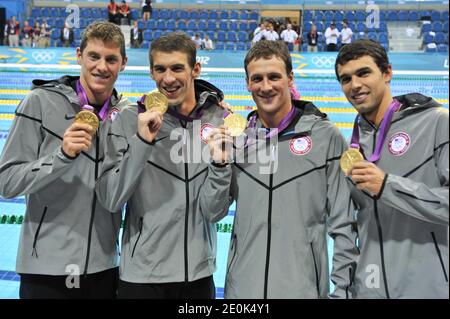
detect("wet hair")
(80, 21), (126, 59)
(149, 32), (196, 69)
(335, 39), (390, 81)
(244, 40), (292, 77)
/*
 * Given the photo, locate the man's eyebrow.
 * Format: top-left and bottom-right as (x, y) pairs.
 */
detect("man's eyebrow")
(339, 66), (372, 78)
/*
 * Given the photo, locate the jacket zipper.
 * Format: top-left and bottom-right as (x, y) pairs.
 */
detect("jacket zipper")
(263, 172), (273, 299)
(227, 233), (238, 274)
(183, 128), (189, 285)
(431, 231), (449, 282)
(83, 131), (99, 276)
(310, 242), (320, 298)
(131, 216), (144, 258)
(373, 199), (390, 298)
(31, 206), (48, 258)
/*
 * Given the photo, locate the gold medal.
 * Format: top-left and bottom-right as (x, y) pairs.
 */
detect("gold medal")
(223, 113), (247, 137)
(340, 148), (364, 173)
(143, 90), (168, 114)
(74, 110), (99, 134)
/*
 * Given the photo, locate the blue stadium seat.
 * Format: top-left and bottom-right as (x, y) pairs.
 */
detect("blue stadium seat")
(398, 10), (409, 21)
(437, 44), (448, 52)
(131, 9), (140, 21)
(240, 11), (249, 20)
(433, 22), (443, 32)
(160, 9), (170, 19)
(443, 21), (449, 33)
(226, 31), (237, 42)
(153, 30), (162, 39)
(148, 20), (156, 30)
(236, 42), (246, 50)
(435, 32), (446, 44)
(167, 19), (176, 30)
(355, 10), (365, 22)
(250, 11), (259, 21)
(237, 31), (248, 42)
(344, 11), (355, 21)
(225, 42), (235, 50)
(335, 10), (344, 22)
(367, 32), (377, 41)
(199, 10), (209, 20)
(177, 20), (187, 31)
(217, 31), (226, 42)
(141, 41), (150, 49)
(143, 30), (153, 41)
(179, 10), (189, 20)
(324, 11), (334, 22)
(378, 33), (388, 44)
(301, 43), (308, 52)
(423, 32), (434, 44)
(356, 22), (366, 32)
(219, 20), (229, 30)
(55, 18), (65, 29)
(421, 23), (432, 34)
(315, 22), (324, 32)
(209, 11), (219, 20)
(74, 28), (82, 40)
(425, 44), (437, 52)
(442, 11), (449, 22)
(215, 42), (225, 50)
(431, 11), (442, 21)
(230, 21), (238, 31)
(420, 11), (431, 19)
(220, 11), (229, 20)
(387, 11), (398, 21)
(190, 11), (199, 20)
(198, 20), (207, 31)
(187, 20), (197, 31)
(206, 31), (215, 41)
(303, 10), (313, 22)
(238, 21), (248, 32)
(156, 19), (166, 30)
(249, 22), (258, 31)
(41, 7), (50, 17)
(230, 10), (239, 20)
(408, 10), (419, 22)
(207, 21), (217, 31)
(31, 7), (41, 18)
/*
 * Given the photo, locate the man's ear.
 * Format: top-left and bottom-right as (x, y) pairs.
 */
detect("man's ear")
(120, 56), (128, 71)
(288, 71), (294, 88)
(384, 65), (393, 84)
(192, 62), (201, 78)
(76, 47), (82, 65)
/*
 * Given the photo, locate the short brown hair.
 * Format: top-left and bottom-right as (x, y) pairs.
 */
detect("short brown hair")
(149, 32), (197, 69)
(244, 40), (292, 77)
(80, 21), (126, 59)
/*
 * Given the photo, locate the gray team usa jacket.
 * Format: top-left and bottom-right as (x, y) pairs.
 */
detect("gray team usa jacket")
(0, 76), (128, 275)
(96, 79), (232, 284)
(349, 93), (448, 299)
(206, 100), (359, 299)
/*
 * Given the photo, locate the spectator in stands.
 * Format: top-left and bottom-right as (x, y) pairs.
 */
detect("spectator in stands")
(262, 22), (280, 41)
(0, 21), (128, 299)
(192, 33), (202, 49)
(325, 22), (340, 52)
(340, 19), (353, 47)
(95, 32), (229, 299)
(21, 20), (34, 48)
(291, 20), (300, 35)
(38, 20), (51, 48)
(60, 22), (74, 47)
(142, 0), (152, 21)
(119, 0), (130, 25)
(108, 0), (120, 25)
(280, 23), (298, 52)
(202, 34), (214, 50)
(252, 22), (266, 45)
(130, 20), (143, 48)
(335, 39), (448, 299)
(6, 16), (20, 47)
(307, 24), (319, 52)
(3, 23), (8, 45)
(32, 21), (40, 48)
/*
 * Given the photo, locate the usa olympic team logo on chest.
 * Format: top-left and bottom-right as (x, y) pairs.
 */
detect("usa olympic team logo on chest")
(200, 123), (214, 144)
(109, 107), (120, 121)
(388, 132), (411, 156)
(289, 136), (312, 156)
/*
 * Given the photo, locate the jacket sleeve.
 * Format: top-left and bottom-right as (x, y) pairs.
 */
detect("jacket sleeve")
(378, 110), (449, 226)
(199, 163), (233, 223)
(326, 125), (359, 299)
(0, 91), (74, 198)
(95, 107), (153, 212)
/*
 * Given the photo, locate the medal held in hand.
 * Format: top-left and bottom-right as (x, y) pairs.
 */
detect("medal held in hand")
(340, 148), (364, 174)
(142, 90), (169, 114)
(75, 107), (99, 135)
(223, 113), (247, 137)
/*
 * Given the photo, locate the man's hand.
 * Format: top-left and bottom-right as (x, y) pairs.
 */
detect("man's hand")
(208, 125), (233, 164)
(62, 122), (93, 158)
(137, 109), (163, 143)
(349, 161), (386, 197)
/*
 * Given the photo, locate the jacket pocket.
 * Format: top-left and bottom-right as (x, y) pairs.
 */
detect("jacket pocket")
(310, 242), (320, 298)
(131, 216), (143, 258)
(431, 232), (448, 282)
(31, 206), (48, 258)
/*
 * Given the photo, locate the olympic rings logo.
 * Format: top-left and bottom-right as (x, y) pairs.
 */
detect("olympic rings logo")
(311, 56), (336, 68)
(32, 51), (56, 63)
